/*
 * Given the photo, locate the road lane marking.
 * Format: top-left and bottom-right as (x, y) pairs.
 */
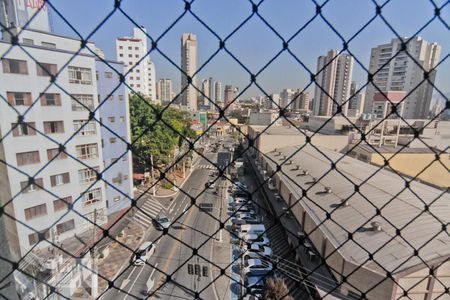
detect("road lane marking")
(122, 264), (146, 300)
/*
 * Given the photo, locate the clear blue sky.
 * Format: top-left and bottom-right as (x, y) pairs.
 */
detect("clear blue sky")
(50, 0), (449, 98)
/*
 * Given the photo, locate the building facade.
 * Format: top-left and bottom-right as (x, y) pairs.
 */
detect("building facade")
(116, 27), (157, 101)
(313, 50), (353, 117)
(96, 60), (133, 215)
(280, 88), (295, 109)
(364, 37), (441, 119)
(157, 78), (173, 104)
(292, 91), (311, 111)
(347, 81), (365, 117)
(0, 29), (108, 256)
(214, 80), (223, 108)
(181, 33), (198, 110)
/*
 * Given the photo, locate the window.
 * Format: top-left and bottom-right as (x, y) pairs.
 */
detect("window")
(129, 62), (133, 65)
(108, 117), (115, 123)
(119, 46), (123, 50)
(68, 66), (92, 84)
(6, 92), (32, 106)
(28, 230), (50, 246)
(130, 76), (134, 80)
(20, 178), (43, 193)
(105, 71), (113, 78)
(118, 95), (124, 101)
(53, 196), (72, 212)
(24, 204), (47, 221)
(113, 196), (120, 202)
(78, 166), (99, 184)
(76, 143), (98, 160)
(71, 94), (94, 111)
(136, 69), (140, 73)
(47, 148), (67, 161)
(40, 93), (61, 106)
(22, 38), (34, 45)
(120, 116), (125, 123)
(36, 62), (57, 76)
(109, 137), (116, 144)
(128, 54), (132, 58)
(82, 188), (102, 207)
(136, 84), (140, 88)
(56, 219), (75, 234)
(16, 151), (40, 166)
(128, 46), (132, 50)
(119, 53), (123, 57)
(50, 172), (70, 186)
(41, 41), (56, 49)
(11, 122), (36, 137)
(43, 121), (64, 134)
(73, 120), (96, 135)
(135, 54), (139, 58)
(2, 58), (28, 74)
(135, 47), (139, 50)
(136, 77), (140, 80)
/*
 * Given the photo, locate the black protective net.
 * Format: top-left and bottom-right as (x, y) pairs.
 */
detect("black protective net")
(0, 1), (449, 300)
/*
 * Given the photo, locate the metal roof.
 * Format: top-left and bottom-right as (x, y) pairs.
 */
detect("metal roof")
(264, 145), (450, 275)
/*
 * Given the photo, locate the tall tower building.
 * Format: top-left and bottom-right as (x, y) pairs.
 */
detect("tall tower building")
(364, 37), (441, 119)
(208, 77), (215, 104)
(280, 88), (295, 109)
(201, 79), (209, 107)
(292, 91), (311, 111)
(348, 81), (365, 117)
(158, 78), (173, 104)
(116, 27), (157, 100)
(214, 81), (223, 108)
(181, 33), (198, 110)
(313, 50), (353, 116)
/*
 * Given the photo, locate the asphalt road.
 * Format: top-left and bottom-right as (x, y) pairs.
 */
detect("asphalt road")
(101, 143), (229, 300)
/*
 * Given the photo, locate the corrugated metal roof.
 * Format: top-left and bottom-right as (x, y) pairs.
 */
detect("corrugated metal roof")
(264, 145), (450, 275)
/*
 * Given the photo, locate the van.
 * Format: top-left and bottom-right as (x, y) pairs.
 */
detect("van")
(239, 224), (266, 236)
(132, 241), (155, 265)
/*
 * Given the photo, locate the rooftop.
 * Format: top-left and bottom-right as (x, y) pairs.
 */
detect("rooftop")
(264, 145), (450, 275)
(354, 143), (438, 154)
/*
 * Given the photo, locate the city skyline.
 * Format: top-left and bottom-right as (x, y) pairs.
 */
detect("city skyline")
(50, 0), (450, 99)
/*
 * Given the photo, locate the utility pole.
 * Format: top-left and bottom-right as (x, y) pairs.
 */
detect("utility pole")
(150, 154), (156, 196)
(90, 209), (98, 298)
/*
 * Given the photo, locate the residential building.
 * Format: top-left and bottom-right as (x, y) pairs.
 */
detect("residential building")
(214, 80), (223, 108)
(292, 91), (311, 111)
(208, 77), (215, 104)
(181, 33), (198, 110)
(264, 93), (280, 109)
(96, 60), (133, 215)
(313, 50), (353, 116)
(115, 26), (157, 101)
(364, 37), (441, 119)
(157, 78), (173, 104)
(280, 88), (295, 109)
(248, 111), (281, 126)
(201, 78), (209, 106)
(224, 85), (239, 110)
(0, 28), (109, 299)
(347, 81), (365, 117)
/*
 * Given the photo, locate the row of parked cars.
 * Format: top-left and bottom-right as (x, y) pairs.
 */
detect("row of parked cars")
(228, 181), (274, 299)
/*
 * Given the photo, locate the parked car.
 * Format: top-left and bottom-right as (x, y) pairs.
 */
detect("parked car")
(132, 241), (156, 266)
(242, 258), (273, 276)
(242, 233), (270, 246)
(155, 213), (171, 230)
(231, 216), (261, 226)
(245, 244), (273, 257)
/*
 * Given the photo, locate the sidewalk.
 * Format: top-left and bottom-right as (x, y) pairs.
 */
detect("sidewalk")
(72, 219), (144, 297)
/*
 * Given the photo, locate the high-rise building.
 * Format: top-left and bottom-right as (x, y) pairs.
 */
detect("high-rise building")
(280, 88), (296, 109)
(347, 81), (366, 117)
(313, 50), (353, 116)
(364, 37), (441, 119)
(157, 78), (173, 104)
(116, 27), (157, 101)
(265, 93), (280, 109)
(292, 91), (311, 111)
(181, 33), (198, 110)
(208, 77), (215, 105)
(215, 81), (223, 108)
(96, 61), (133, 215)
(201, 79), (209, 107)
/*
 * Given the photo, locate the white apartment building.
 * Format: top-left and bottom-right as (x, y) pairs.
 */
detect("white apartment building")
(265, 93), (280, 109)
(313, 50), (353, 117)
(201, 78), (209, 107)
(280, 88), (295, 109)
(0, 29), (107, 257)
(181, 33), (198, 110)
(96, 60), (133, 215)
(292, 91), (311, 111)
(364, 37), (441, 119)
(157, 78), (173, 104)
(116, 26), (156, 101)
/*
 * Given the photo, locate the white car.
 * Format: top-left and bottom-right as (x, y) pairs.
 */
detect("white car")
(246, 244), (273, 257)
(242, 258), (273, 276)
(132, 241), (156, 266)
(156, 213), (171, 229)
(243, 233), (270, 246)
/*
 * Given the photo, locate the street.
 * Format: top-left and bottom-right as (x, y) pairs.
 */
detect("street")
(101, 140), (230, 300)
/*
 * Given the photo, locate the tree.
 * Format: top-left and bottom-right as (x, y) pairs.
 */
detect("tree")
(261, 277), (293, 300)
(129, 94), (196, 172)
